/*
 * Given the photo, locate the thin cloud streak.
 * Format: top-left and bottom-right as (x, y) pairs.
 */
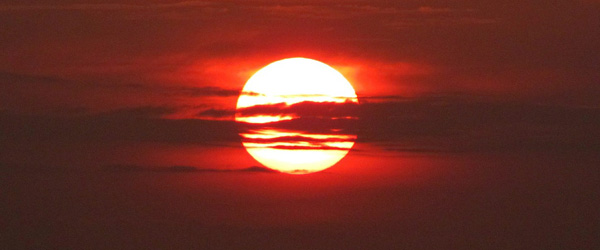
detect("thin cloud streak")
(102, 164), (279, 173)
(0, 71), (241, 97)
(0, 1), (496, 26)
(247, 145), (352, 151)
(236, 101), (359, 118)
(0, 1), (215, 11)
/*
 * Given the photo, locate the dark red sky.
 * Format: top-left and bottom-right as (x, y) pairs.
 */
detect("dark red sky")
(1, 1), (599, 249)
(2, 0), (599, 114)
(2, 0), (599, 149)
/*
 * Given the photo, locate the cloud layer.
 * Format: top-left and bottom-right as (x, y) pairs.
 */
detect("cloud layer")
(2, 96), (599, 154)
(1, 0), (599, 168)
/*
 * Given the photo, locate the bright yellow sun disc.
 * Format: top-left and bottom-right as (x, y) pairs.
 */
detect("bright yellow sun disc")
(236, 57), (358, 174)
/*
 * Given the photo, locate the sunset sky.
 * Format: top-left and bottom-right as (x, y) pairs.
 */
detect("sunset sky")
(1, 1), (599, 249)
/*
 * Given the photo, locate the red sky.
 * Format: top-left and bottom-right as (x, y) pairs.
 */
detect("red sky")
(1, 1), (599, 249)
(2, 0), (599, 152)
(2, 1), (599, 115)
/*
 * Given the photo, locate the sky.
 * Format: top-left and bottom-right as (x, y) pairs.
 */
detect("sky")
(1, 0), (599, 249)
(2, 0), (599, 159)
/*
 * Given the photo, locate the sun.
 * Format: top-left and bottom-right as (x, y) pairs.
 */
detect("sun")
(236, 57), (358, 174)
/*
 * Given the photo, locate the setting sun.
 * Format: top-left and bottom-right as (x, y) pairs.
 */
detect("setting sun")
(236, 58), (359, 174)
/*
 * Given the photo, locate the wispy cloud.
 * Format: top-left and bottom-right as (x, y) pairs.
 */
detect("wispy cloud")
(236, 101), (359, 119)
(0, 1), (215, 11)
(0, 71), (242, 116)
(102, 164), (279, 173)
(0, 1), (496, 26)
(0, 71), (240, 96)
(0, 110), (239, 145)
(2, 95), (599, 154)
(357, 96), (600, 152)
(197, 108), (235, 120)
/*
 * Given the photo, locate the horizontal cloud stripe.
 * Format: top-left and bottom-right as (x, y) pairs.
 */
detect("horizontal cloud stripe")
(241, 130), (356, 140)
(236, 101), (359, 118)
(244, 145), (352, 151)
(240, 135), (355, 144)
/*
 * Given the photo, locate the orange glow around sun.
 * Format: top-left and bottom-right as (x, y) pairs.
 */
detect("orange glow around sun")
(236, 58), (359, 174)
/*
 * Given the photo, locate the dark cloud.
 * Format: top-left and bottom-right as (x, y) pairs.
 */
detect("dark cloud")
(253, 145), (353, 151)
(241, 135), (354, 144)
(236, 101), (360, 118)
(102, 164), (278, 173)
(0, 71), (240, 97)
(177, 86), (240, 97)
(0, 71), (241, 115)
(235, 101), (360, 150)
(0, 1), (216, 11)
(230, 95), (600, 152)
(197, 108), (235, 119)
(0, 71), (65, 85)
(2, 94), (599, 171)
(95, 106), (178, 119)
(357, 97), (600, 152)
(0, 109), (239, 145)
(241, 134), (355, 151)
(239, 116), (359, 136)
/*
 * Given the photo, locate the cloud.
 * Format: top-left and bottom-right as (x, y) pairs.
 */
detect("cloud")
(95, 106), (178, 119)
(226, 94), (600, 153)
(241, 135), (354, 144)
(241, 134), (356, 151)
(227, 94), (594, 153)
(102, 164), (279, 173)
(250, 3), (487, 23)
(239, 116), (359, 136)
(0, 1), (495, 27)
(173, 86), (240, 97)
(0, 71), (65, 85)
(234, 101), (361, 150)
(250, 145), (353, 151)
(0, 71), (242, 116)
(236, 101), (360, 119)
(356, 96), (600, 152)
(0, 1), (216, 12)
(2, 94), (599, 155)
(0, 110), (239, 145)
(0, 71), (241, 97)
(197, 108), (235, 119)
